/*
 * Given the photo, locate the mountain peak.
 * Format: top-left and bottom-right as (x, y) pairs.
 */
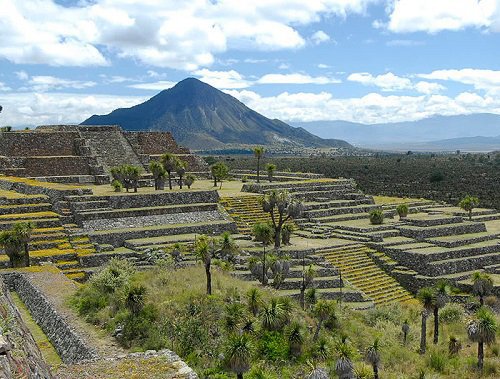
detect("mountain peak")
(82, 77), (351, 150)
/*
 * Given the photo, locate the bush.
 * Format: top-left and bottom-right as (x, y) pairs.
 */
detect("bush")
(369, 209), (384, 225)
(258, 331), (289, 361)
(241, 175), (248, 183)
(89, 258), (136, 294)
(111, 179), (123, 192)
(439, 303), (464, 324)
(429, 171), (444, 183)
(427, 349), (447, 373)
(396, 203), (409, 218)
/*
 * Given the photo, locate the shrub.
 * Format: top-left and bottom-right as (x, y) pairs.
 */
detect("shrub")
(241, 175), (248, 183)
(427, 349), (447, 373)
(396, 203), (409, 218)
(89, 258), (136, 294)
(111, 179), (123, 192)
(439, 303), (464, 324)
(369, 209), (384, 225)
(258, 331), (289, 361)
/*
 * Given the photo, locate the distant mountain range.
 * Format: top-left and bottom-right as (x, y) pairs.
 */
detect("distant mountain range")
(294, 114), (500, 151)
(82, 78), (350, 150)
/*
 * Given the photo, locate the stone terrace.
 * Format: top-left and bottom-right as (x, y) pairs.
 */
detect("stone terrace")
(0, 125), (206, 185)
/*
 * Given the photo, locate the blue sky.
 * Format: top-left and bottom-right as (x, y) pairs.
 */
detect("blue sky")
(1, 0), (500, 127)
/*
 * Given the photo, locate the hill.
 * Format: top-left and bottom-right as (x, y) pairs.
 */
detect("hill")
(81, 78), (350, 150)
(294, 113), (500, 150)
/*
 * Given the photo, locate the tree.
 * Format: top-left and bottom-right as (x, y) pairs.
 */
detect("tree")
(432, 280), (451, 344)
(285, 321), (304, 357)
(111, 165), (141, 192)
(0, 222), (34, 268)
(148, 160), (166, 190)
(252, 222), (274, 285)
(211, 161), (229, 189)
(253, 147), (265, 183)
(281, 223), (294, 245)
(313, 300), (334, 341)
(300, 264), (316, 310)
(335, 340), (355, 379)
(160, 153), (178, 190)
(402, 320), (410, 345)
(467, 307), (497, 371)
(260, 297), (290, 331)
(225, 333), (253, 379)
(459, 195), (479, 221)
(365, 339), (381, 379)
(261, 190), (303, 249)
(175, 159), (187, 189)
(472, 272), (493, 306)
(217, 231), (238, 262)
(246, 288), (262, 317)
(417, 287), (435, 354)
(195, 235), (213, 295)
(184, 173), (195, 189)
(265, 163), (276, 182)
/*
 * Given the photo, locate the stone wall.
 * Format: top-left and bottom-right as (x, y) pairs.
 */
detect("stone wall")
(124, 131), (190, 155)
(0, 131), (78, 156)
(23, 157), (92, 176)
(2, 273), (98, 364)
(0, 277), (54, 378)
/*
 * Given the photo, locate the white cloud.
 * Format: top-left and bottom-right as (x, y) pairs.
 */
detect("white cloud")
(414, 81), (446, 95)
(386, 39), (425, 47)
(192, 69), (250, 89)
(311, 30), (331, 44)
(348, 72), (412, 91)
(418, 69), (500, 92)
(226, 89), (500, 124)
(0, 82), (12, 91)
(19, 75), (97, 92)
(385, 0), (499, 33)
(0, 92), (146, 127)
(317, 63), (332, 69)
(258, 73), (341, 85)
(128, 81), (177, 91)
(15, 71), (29, 81)
(348, 72), (445, 94)
(0, 0), (377, 68)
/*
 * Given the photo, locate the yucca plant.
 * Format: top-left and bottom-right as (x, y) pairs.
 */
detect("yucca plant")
(417, 287), (435, 354)
(467, 307), (497, 370)
(472, 272), (493, 306)
(365, 339), (381, 379)
(225, 333), (254, 379)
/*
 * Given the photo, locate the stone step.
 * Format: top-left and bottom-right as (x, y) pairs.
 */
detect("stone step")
(86, 220), (237, 247)
(0, 217), (62, 230)
(68, 199), (110, 211)
(425, 232), (500, 248)
(405, 215), (464, 227)
(303, 198), (374, 211)
(29, 239), (70, 250)
(0, 203), (53, 215)
(303, 204), (380, 218)
(75, 203), (218, 222)
(56, 260), (81, 270)
(471, 213), (500, 222)
(124, 233), (200, 249)
(0, 195), (49, 206)
(0, 211), (59, 223)
(397, 221), (487, 239)
(428, 251), (500, 275)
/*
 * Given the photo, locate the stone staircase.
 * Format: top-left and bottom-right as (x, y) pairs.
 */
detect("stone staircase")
(230, 246), (374, 309)
(220, 195), (289, 234)
(78, 126), (144, 174)
(317, 244), (414, 305)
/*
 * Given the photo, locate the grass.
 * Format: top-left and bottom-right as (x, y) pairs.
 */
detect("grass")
(71, 262), (500, 378)
(0, 175), (85, 191)
(10, 292), (62, 367)
(372, 195), (429, 205)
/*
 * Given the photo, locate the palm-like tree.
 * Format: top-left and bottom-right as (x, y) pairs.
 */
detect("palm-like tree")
(261, 190), (303, 248)
(253, 146), (265, 183)
(175, 159), (187, 189)
(433, 279), (451, 344)
(224, 302), (246, 333)
(246, 288), (262, 317)
(472, 272), (493, 306)
(184, 173), (195, 189)
(365, 339), (381, 379)
(402, 320), (410, 345)
(252, 222), (273, 285)
(0, 222), (34, 268)
(300, 264), (316, 310)
(285, 321), (304, 357)
(467, 307), (497, 370)
(195, 235), (213, 295)
(313, 300), (334, 341)
(225, 333), (253, 379)
(160, 153), (178, 190)
(417, 287), (435, 354)
(149, 160), (166, 190)
(217, 231), (238, 262)
(265, 163), (276, 182)
(335, 340), (355, 379)
(260, 297), (290, 331)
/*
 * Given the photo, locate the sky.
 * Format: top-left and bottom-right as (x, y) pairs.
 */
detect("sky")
(1, 0), (500, 128)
